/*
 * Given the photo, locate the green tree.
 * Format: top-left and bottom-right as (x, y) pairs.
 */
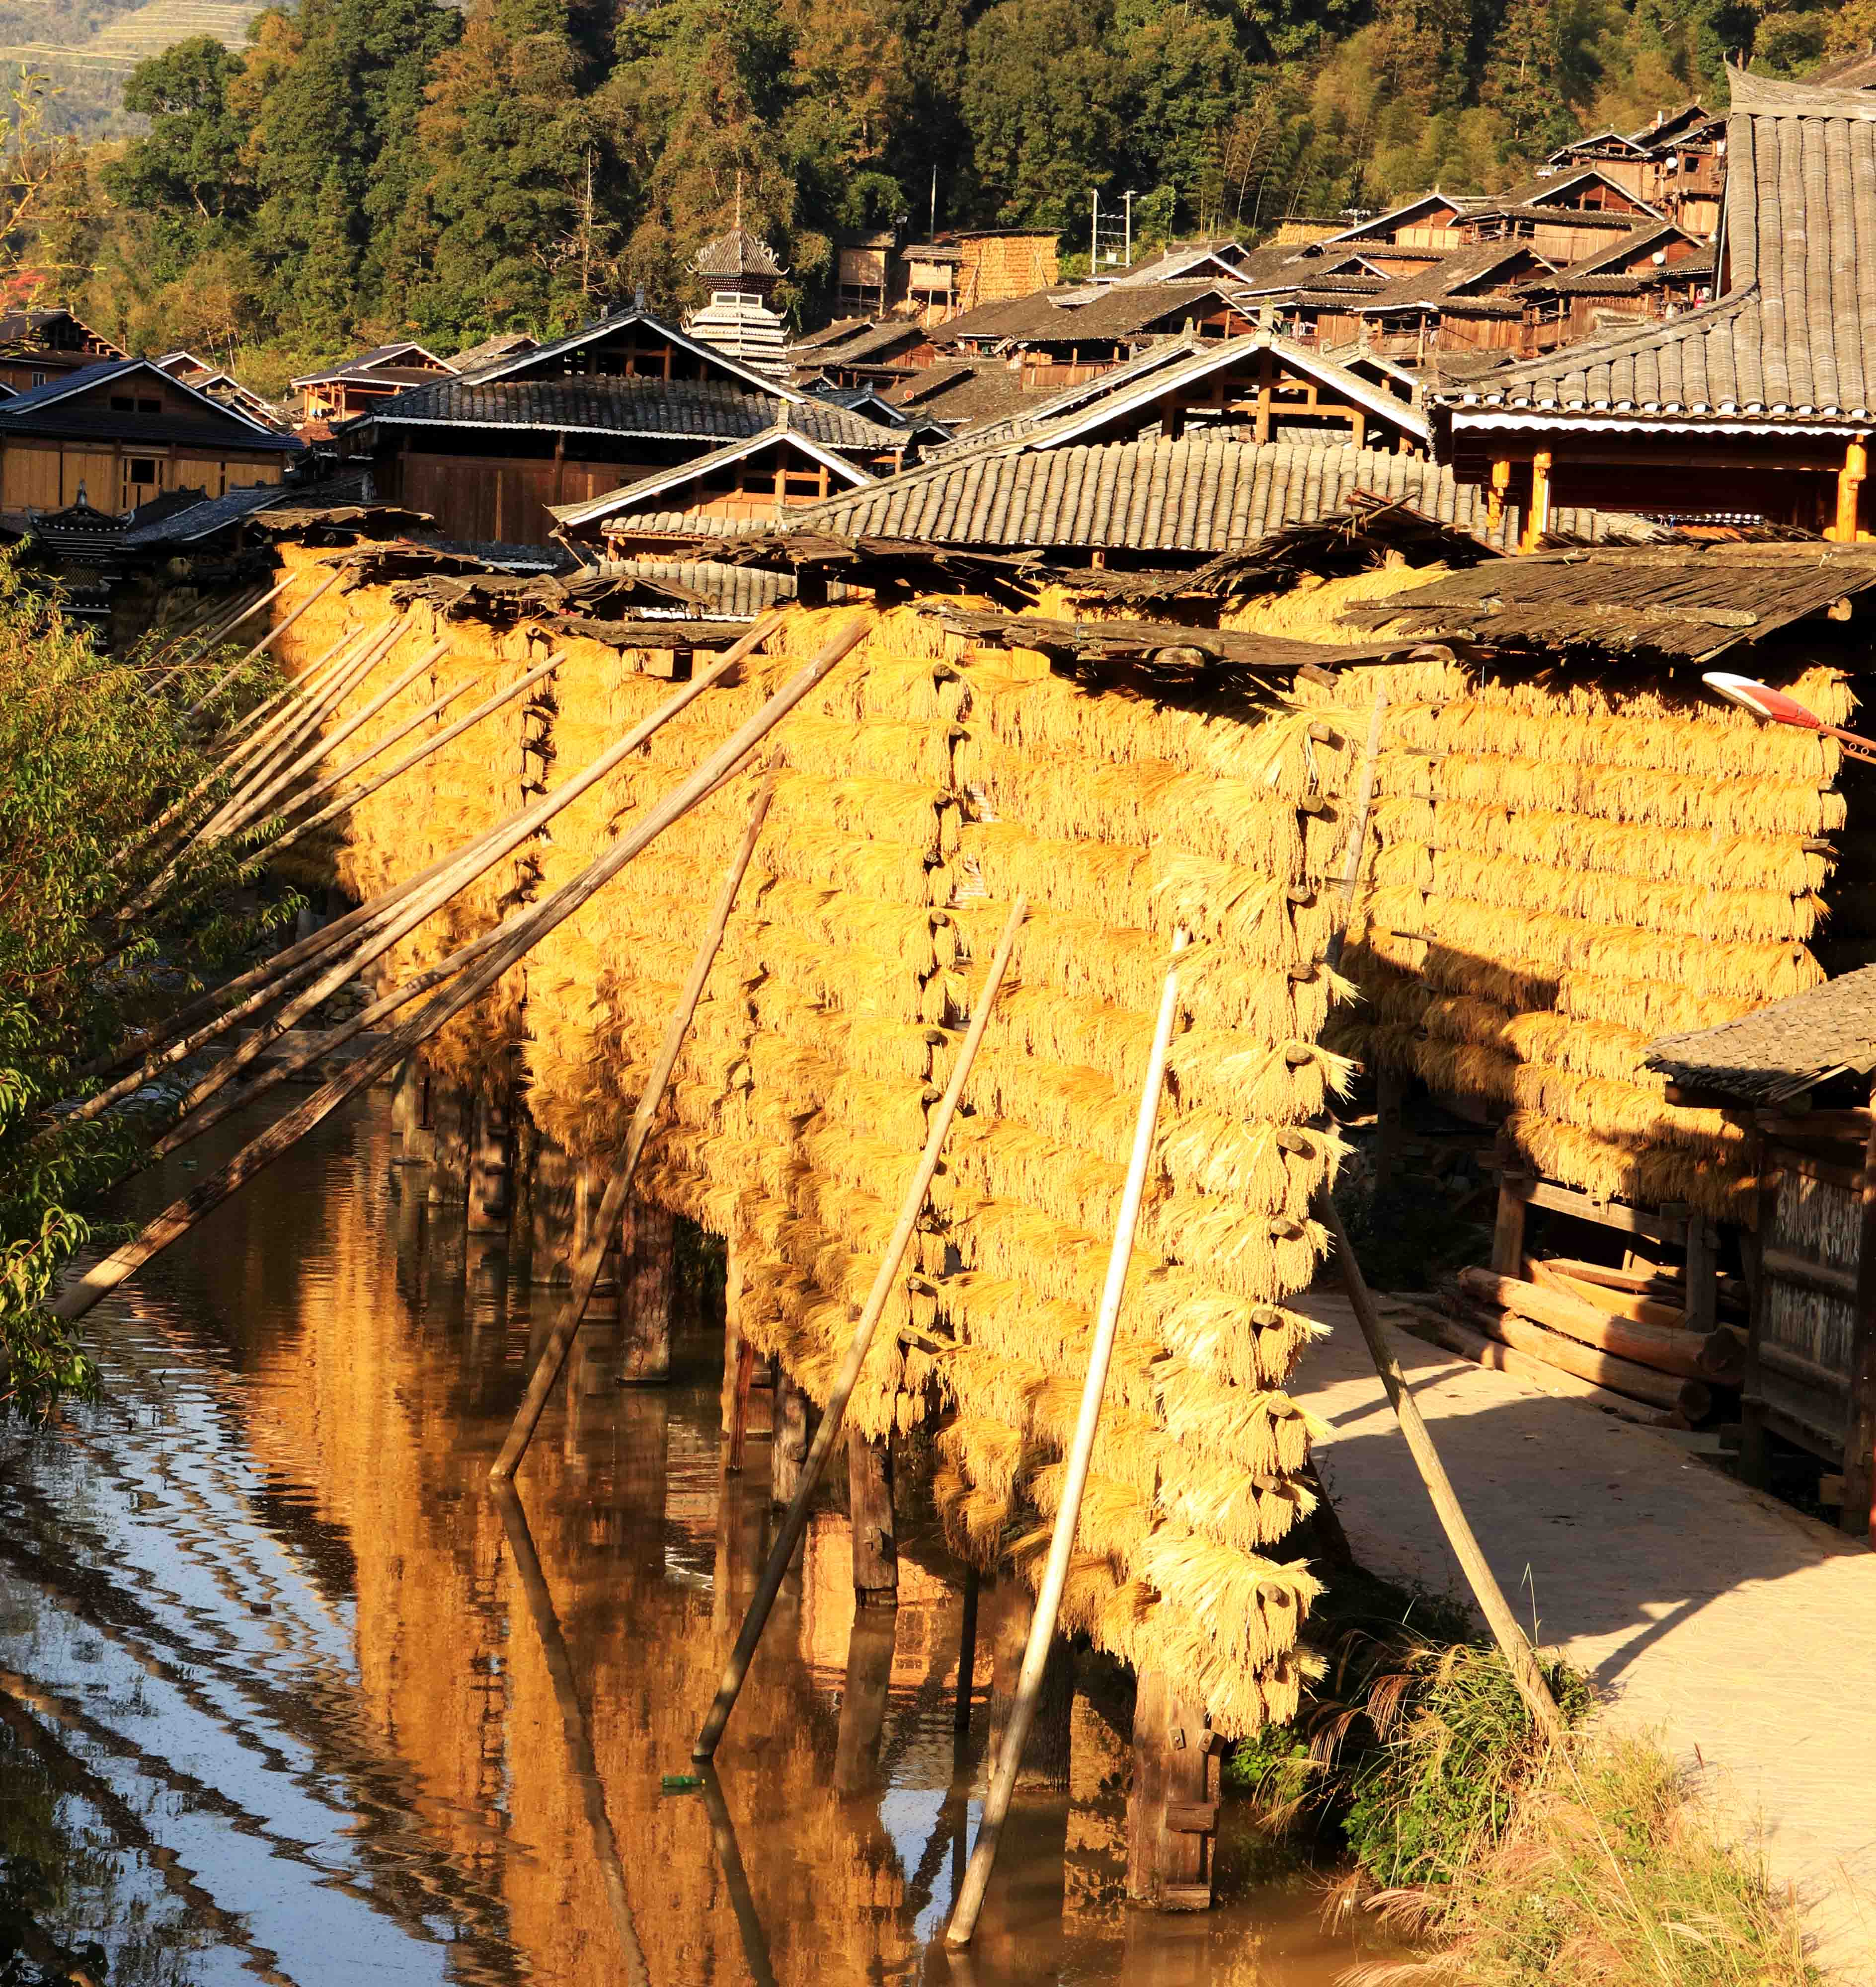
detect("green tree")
(961, 0), (1121, 225)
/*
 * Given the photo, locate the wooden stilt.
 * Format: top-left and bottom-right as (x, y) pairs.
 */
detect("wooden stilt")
(848, 1427), (898, 1605)
(770, 1369), (813, 1508)
(1375, 1065), (1405, 1194)
(946, 931), (1185, 1947)
(955, 1566), (980, 1735)
(693, 894), (1029, 1761)
(1490, 1173), (1529, 1277)
(573, 1162), (621, 1314)
(619, 1193), (674, 1383)
(427, 1082), (471, 1204)
(466, 1091), (511, 1233)
(719, 1240), (745, 1435)
(986, 1582), (1072, 1793)
(833, 1608), (899, 1794)
(1845, 1089), (1876, 1546)
(1125, 1668), (1219, 1911)
(727, 1341), (758, 1472)
(529, 1136), (577, 1285)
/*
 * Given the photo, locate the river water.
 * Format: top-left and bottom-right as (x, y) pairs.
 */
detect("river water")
(0, 1093), (1376, 1986)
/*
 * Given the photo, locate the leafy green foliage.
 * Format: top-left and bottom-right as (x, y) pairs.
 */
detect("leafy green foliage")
(0, 554), (296, 1420)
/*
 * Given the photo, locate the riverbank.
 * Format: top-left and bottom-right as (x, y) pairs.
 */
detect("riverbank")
(1294, 1294), (1876, 1984)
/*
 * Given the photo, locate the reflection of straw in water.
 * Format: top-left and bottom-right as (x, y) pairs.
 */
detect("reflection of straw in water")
(492, 1484), (651, 1987)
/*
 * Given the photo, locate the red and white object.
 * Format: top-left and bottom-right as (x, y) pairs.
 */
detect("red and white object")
(1703, 672), (1876, 762)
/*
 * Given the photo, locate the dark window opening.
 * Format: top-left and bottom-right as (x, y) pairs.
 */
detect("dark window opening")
(128, 458), (156, 486)
(110, 395), (134, 411)
(137, 397), (161, 414)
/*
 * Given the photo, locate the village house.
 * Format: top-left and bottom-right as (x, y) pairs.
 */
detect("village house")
(0, 308), (126, 397)
(291, 341), (455, 430)
(1432, 69), (1876, 540)
(0, 356), (303, 515)
(338, 305), (901, 548)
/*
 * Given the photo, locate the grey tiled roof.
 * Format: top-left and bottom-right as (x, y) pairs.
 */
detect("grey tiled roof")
(353, 376), (895, 451)
(1442, 70), (1876, 424)
(1647, 964), (1876, 1103)
(767, 436), (1516, 553)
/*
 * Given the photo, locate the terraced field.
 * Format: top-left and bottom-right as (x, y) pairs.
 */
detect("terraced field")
(0, 0), (266, 133)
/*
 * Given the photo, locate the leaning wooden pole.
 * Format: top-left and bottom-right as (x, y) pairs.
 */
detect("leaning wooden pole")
(490, 767), (780, 1480)
(50, 616), (865, 1325)
(945, 929), (1186, 1948)
(693, 893), (1029, 1761)
(180, 569), (341, 725)
(1315, 1188), (1568, 1743)
(492, 1485), (651, 1987)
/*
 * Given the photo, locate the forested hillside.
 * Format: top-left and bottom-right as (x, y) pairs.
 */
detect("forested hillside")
(28, 0), (1876, 382)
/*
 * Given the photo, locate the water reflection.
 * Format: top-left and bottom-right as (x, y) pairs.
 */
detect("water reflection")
(0, 1094), (1372, 1985)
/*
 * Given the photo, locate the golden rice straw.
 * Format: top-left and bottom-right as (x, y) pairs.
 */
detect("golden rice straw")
(1316, 1188), (1565, 1744)
(492, 765), (781, 1480)
(947, 929), (1188, 1949)
(693, 889), (1029, 1761)
(53, 615), (869, 1324)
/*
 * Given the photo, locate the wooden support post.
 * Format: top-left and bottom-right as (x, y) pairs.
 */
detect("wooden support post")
(1685, 1218), (1719, 1336)
(427, 1082), (471, 1204)
(573, 1161), (621, 1316)
(396, 1061), (434, 1164)
(770, 1369), (814, 1508)
(1125, 1667), (1218, 1911)
(619, 1193), (674, 1383)
(466, 1092), (511, 1234)
(719, 1240), (744, 1435)
(955, 1566), (980, 1735)
(986, 1582), (1072, 1794)
(1844, 1093), (1876, 1546)
(1522, 450), (1552, 550)
(1835, 435), (1868, 542)
(833, 1608), (899, 1795)
(1375, 1065), (1405, 1194)
(727, 1341), (757, 1472)
(1740, 1153), (1774, 1490)
(529, 1135), (578, 1285)
(1487, 456), (1511, 531)
(1491, 1174), (1528, 1277)
(848, 1426), (898, 1605)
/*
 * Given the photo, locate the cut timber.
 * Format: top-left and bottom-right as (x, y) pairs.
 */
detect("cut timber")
(1385, 1304), (1673, 1427)
(1459, 1269), (1709, 1380)
(1531, 1262), (1688, 1331)
(1456, 1296), (1707, 1416)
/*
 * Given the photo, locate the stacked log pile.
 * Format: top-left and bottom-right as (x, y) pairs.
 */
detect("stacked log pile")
(1397, 1255), (1744, 1425)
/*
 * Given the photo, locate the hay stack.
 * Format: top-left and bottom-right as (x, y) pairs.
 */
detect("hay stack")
(1341, 660), (1847, 1220)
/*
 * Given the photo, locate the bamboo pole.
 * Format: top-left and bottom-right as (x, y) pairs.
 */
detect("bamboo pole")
(195, 639), (450, 850)
(492, 1485), (651, 1986)
(945, 929), (1185, 1948)
(51, 616), (865, 1324)
(265, 673), (471, 828)
(77, 617), (771, 1114)
(1315, 1189), (1567, 1743)
(491, 767), (782, 1481)
(692, 892), (1029, 1760)
(210, 601), (375, 753)
(262, 655), (547, 856)
(108, 617), (374, 877)
(181, 569), (341, 725)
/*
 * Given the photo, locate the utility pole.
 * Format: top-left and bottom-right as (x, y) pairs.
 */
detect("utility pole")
(930, 163), (937, 240)
(1124, 190), (1135, 269)
(1091, 188), (1099, 272)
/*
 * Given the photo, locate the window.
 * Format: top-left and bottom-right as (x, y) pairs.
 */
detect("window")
(110, 395), (134, 411)
(29, 371), (44, 386)
(137, 397), (160, 414)
(128, 458), (156, 486)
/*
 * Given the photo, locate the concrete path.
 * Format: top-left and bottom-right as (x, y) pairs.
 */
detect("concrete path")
(1291, 1296), (1876, 1984)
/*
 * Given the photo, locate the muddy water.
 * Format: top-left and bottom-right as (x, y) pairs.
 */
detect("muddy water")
(0, 1094), (1379, 1986)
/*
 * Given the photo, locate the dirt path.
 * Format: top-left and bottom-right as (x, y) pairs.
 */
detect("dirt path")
(1292, 1295), (1876, 1984)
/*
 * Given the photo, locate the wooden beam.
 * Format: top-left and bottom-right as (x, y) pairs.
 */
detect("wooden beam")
(1498, 1174), (1690, 1246)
